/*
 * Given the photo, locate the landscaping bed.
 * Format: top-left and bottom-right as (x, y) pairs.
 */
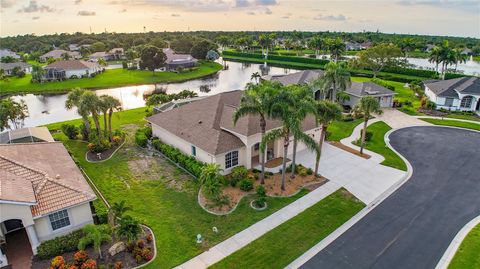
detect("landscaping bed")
(86, 138), (125, 162)
(328, 141), (371, 159)
(32, 226), (154, 269)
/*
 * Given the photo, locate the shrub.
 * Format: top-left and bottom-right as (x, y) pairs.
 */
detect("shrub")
(135, 130), (148, 148)
(230, 166), (248, 187)
(37, 230), (84, 259)
(93, 200), (108, 224)
(114, 261), (123, 269)
(73, 250), (89, 266)
(239, 178), (254, 192)
(88, 138), (111, 153)
(141, 248), (153, 261)
(361, 129), (374, 141)
(254, 185), (267, 207)
(256, 185), (266, 197)
(112, 135), (122, 145)
(61, 124), (80, 140)
(50, 256), (65, 269)
(122, 61), (128, 69)
(307, 167), (313, 175)
(426, 101), (437, 110)
(80, 259), (97, 269)
(371, 78), (395, 91)
(146, 234), (153, 243)
(70, 75), (78, 79)
(152, 140), (205, 177)
(298, 167), (308, 177)
(135, 255), (143, 264)
(343, 115), (354, 122)
(137, 240), (145, 249)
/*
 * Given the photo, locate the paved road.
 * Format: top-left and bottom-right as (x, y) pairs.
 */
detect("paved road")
(300, 126), (480, 269)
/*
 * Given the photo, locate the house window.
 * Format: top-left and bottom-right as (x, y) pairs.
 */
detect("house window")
(444, 98), (454, 107)
(49, 209), (70, 231)
(191, 146), (196, 156)
(460, 96), (473, 108)
(225, 151), (239, 169)
(253, 143), (260, 151)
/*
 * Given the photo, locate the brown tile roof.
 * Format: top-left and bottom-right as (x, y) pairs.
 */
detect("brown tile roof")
(0, 142), (96, 217)
(45, 60), (100, 71)
(147, 90), (318, 155)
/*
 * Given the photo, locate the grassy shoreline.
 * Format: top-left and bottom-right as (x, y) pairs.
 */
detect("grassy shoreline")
(0, 61), (222, 95)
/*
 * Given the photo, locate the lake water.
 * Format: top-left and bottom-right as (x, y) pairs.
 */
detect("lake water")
(11, 60), (299, 127)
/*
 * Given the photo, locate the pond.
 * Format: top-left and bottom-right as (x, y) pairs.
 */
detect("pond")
(12, 60), (299, 127)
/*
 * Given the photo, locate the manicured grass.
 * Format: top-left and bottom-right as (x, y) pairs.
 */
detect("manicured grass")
(45, 109), (315, 268)
(327, 118), (363, 141)
(420, 118), (480, 131)
(355, 121), (408, 171)
(210, 189), (365, 269)
(448, 223), (480, 269)
(444, 113), (480, 122)
(0, 61), (222, 94)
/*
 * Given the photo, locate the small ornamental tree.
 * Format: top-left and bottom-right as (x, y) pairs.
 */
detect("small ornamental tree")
(199, 163), (222, 201)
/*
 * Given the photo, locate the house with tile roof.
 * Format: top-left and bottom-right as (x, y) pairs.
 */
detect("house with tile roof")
(424, 77), (480, 113)
(147, 90), (320, 174)
(0, 142), (97, 263)
(0, 62), (32, 76)
(263, 70), (396, 108)
(39, 49), (81, 62)
(43, 60), (102, 80)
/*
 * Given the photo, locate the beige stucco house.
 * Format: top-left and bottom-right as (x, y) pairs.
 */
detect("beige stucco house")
(0, 142), (97, 266)
(147, 90), (320, 174)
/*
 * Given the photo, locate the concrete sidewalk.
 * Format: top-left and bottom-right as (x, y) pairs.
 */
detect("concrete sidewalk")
(174, 181), (341, 269)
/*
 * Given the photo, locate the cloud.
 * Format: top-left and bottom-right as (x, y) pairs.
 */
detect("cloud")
(78, 10), (96, 16)
(1, 0), (16, 8)
(74, 0), (82, 4)
(32, 16), (39, 20)
(396, 0), (478, 12)
(171, 13), (180, 16)
(313, 14), (347, 21)
(17, 0), (55, 13)
(119, 8), (127, 12)
(255, 0), (276, 5)
(236, 0), (249, 7)
(246, 11), (255, 15)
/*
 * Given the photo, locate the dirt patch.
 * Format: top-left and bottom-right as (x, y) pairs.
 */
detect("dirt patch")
(199, 172), (328, 214)
(329, 141), (371, 159)
(265, 157), (290, 168)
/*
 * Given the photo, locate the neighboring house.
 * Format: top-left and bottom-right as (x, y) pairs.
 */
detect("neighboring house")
(360, 41), (373, 50)
(147, 90), (320, 174)
(153, 96), (207, 113)
(424, 77), (480, 112)
(425, 44), (437, 52)
(345, 41), (363, 51)
(89, 51), (114, 61)
(0, 49), (20, 60)
(461, 48), (472, 56)
(39, 49), (81, 62)
(0, 127), (54, 144)
(263, 70), (396, 107)
(0, 142), (97, 264)
(109, 48), (124, 59)
(69, 44), (80, 51)
(162, 48), (198, 71)
(0, 62), (32, 76)
(43, 60), (102, 80)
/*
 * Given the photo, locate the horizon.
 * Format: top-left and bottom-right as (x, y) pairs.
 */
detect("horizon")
(0, 0), (479, 38)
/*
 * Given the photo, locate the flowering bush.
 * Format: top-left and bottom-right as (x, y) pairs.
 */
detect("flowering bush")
(80, 259), (97, 269)
(50, 256), (65, 269)
(137, 240), (145, 249)
(112, 135), (122, 145)
(135, 255), (143, 264)
(146, 234), (153, 243)
(141, 248), (153, 261)
(73, 250), (89, 266)
(126, 242), (135, 253)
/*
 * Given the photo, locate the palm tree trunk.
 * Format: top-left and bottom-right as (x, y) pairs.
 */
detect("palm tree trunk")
(260, 118), (266, 185)
(82, 116), (91, 140)
(281, 132), (289, 191)
(314, 125), (327, 177)
(92, 112), (102, 138)
(98, 246), (102, 259)
(360, 117), (368, 155)
(290, 137), (298, 179)
(332, 81), (337, 101)
(103, 111), (107, 135)
(108, 110), (113, 141)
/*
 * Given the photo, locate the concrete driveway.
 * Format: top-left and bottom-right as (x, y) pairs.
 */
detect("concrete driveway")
(293, 142), (405, 205)
(298, 126), (480, 269)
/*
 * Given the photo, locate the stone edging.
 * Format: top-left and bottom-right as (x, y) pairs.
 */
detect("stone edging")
(132, 224), (157, 269)
(250, 200), (267, 211)
(85, 138), (126, 163)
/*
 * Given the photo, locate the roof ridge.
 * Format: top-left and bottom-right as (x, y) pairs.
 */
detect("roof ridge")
(42, 175), (95, 199)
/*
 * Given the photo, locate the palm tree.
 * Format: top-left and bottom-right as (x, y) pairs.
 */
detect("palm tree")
(66, 88), (91, 139)
(100, 95), (122, 141)
(116, 215), (142, 243)
(313, 61), (351, 101)
(400, 38), (415, 60)
(109, 200), (132, 225)
(250, 72), (261, 84)
(313, 100), (343, 176)
(259, 33), (275, 59)
(428, 46), (441, 74)
(308, 35), (324, 58)
(78, 91), (102, 138)
(78, 224), (112, 259)
(453, 49), (468, 72)
(97, 58), (107, 67)
(438, 41), (454, 80)
(355, 97), (383, 155)
(233, 81), (280, 184)
(327, 37), (345, 62)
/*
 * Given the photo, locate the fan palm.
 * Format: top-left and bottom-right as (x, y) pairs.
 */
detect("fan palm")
(78, 224), (112, 259)
(312, 61), (351, 102)
(313, 100), (343, 176)
(65, 88), (91, 139)
(233, 81), (280, 184)
(354, 97), (383, 155)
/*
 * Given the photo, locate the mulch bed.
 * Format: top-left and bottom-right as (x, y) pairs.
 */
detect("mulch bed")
(265, 157), (291, 168)
(328, 141), (371, 159)
(86, 139), (124, 162)
(31, 227), (153, 269)
(199, 172), (328, 214)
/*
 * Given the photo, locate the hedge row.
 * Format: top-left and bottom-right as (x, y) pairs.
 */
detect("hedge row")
(135, 126), (152, 148)
(222, 50), (330, 66)
(371, 78), (395, 91)
(152, 139), (205, 178)
(37, 229), (84, 259)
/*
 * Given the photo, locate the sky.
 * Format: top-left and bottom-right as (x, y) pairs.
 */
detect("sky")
(0, 0), (479, 38)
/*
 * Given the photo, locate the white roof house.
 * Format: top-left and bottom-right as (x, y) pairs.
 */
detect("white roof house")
(424, 77), (480, 112)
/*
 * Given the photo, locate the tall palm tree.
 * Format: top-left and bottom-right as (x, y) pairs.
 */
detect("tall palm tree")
(259, 33), (276, 59)
(233, 81), (280, 184)
(453, 49), (468, 72)
(328, 37), (346, 62)
(78, 224), (111, 259)
(428, 46), (441, 74)
(313, 100), (343, 176)
(438, 41), (454, 80)
(100, 95), (122, 141)
(308, 35), (324, 58)
(354, 96), (383, 155)
(78, 91), (102, 138)
(400, 38), (415, 60)
(250, 72), (261, 84)
(66, 88), (91, 139)
(313, 61), (351, 102)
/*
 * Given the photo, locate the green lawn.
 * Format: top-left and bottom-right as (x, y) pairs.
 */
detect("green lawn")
(448, 223), (480, 269)
(45, 109), (318, 268)
(420, 118), (480, 131)
(210, 189), (365, 269)
(327, 118), (363, 141)
(355, 121), (407, 171)
(1, 61), (222, 94)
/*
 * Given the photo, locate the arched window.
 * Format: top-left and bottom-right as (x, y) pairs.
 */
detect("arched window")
(460, 96), (473, 108)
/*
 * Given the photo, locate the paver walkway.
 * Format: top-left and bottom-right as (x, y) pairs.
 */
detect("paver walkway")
(374, 108), (432, 129)
(175, 181), (341, 269)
